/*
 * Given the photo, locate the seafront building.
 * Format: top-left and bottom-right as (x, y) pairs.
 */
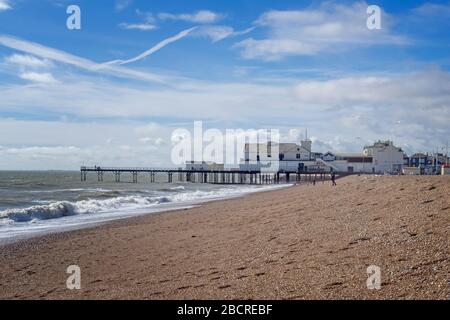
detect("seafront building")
(240, 139), (315, 172)
(405, 152), (449, 175)
(184, 137), (448, 175)
(238, 139), (406, 174)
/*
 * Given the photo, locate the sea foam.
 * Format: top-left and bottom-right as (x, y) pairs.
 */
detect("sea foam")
(0, 185), (278, 224)
(0, 196), (166, 223)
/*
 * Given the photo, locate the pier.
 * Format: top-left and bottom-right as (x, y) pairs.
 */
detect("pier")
(80, 166), (335, 185)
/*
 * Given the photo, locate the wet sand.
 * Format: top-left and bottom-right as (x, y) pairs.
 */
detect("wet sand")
(0, 175), (448, 300)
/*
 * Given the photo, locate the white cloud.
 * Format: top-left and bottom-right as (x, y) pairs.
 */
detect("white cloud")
(0, 29), (197, 79)
(134, 123), (164, 136)
(118, 9), (158, 32)
(19, 71), (58, 84)
(136, 9), (156, 23)
(0, 65), (448, 169)
(0, 35), (103, 69)
(0, 78), (295, 120)
(235, 2), (408, 60)
(139, 137), (165, 146)
(158, 10), (223, 24)
(292, 69), (450, 148)
(115, 0), (132, 12)
(4, 54), (52, 69)
(1, 68), (448, 148)
(119, 23), (157, 31)
(193, 25), (255, 42)
(235, 38), (318, 60)
(0, 0), (11, 11)
(0, 34), (170, 83)
(0, 119), (173, 170)
(294, 70), (450, 109)
(194, 25), (234, 42)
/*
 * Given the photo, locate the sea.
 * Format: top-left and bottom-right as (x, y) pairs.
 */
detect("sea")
(0, 171), (288, 243)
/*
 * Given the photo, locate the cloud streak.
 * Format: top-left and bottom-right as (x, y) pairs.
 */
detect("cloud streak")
(19, 71), (58, 84)
(0, 34), (182, 83)
(0, 35), (100, 70)
(158, 10), (222, 24)
(119, 23), (157, 31)
(193, 25), (255, 42)
(103, 27), (197, 66)
(4, 54), (52, 69)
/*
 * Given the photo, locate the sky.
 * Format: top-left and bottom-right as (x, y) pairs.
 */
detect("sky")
(0, 0), (449, 169)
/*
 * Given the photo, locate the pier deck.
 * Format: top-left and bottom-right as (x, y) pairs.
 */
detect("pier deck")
(80, 166), (333, 184)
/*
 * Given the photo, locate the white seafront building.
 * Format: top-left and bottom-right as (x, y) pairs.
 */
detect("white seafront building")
(240, 139), (314, 172)
(363, 140), (405, 173)
(238, 139), (405, 174)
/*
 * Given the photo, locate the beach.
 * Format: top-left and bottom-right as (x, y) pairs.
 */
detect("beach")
(0, 175), (448, 300)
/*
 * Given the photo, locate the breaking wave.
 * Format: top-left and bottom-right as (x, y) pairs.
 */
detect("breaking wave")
(0, 196), (167, 223)
(0, 185), (282, 224)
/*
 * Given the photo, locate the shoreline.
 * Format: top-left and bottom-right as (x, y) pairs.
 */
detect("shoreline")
(0, 175), (448, 300)
(1, 184), (289, 245)
(0, 183), (292, 245)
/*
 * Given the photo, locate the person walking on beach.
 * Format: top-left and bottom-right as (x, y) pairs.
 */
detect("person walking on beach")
(331, 172), (337, 186)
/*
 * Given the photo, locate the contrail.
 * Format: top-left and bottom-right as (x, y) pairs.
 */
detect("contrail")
(0, 28), (199, 82)
(0, 35), (98, 70)
(0, 34), (166, 83)
(103, 26), (198, 66)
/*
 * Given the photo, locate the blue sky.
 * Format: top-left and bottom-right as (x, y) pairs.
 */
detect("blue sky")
(0, 0), (449, 169)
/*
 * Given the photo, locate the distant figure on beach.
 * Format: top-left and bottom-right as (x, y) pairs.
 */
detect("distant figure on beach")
(331, 172), (337, 186)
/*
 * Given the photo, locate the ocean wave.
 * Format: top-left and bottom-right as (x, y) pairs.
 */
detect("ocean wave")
(170, 186), (186, 191)
(0, 201), (79, 222)
(24, 188), (115, 194)
(0, 195), (166, 223)
(157, 185), (186, 192)
(85, 190), (123, 199)
(0, 184), (285, 224)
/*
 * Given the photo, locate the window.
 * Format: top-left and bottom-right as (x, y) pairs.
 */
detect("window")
(279, 154), (284, 161)
(296, 154), (301, 159)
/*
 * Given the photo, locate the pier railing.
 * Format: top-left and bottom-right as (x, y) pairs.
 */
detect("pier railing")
(81, 166), (184, 172)
(80, 166), (335, 184)
(81, 166), (264, 173)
